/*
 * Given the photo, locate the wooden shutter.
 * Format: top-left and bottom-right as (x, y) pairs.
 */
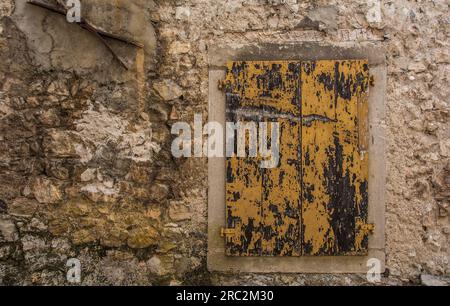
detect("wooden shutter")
(223, 60), (373, 256)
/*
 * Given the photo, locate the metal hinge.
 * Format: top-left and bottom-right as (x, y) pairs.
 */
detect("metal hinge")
(360, 223), (375, 235)
(369, 75), (375, 87)
(220, 227), (236, 242)
(218, 79), (228, 91)
(356, 217), (375, 236)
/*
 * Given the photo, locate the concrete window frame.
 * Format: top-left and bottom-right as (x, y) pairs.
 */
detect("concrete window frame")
(207, 43), (386, 273)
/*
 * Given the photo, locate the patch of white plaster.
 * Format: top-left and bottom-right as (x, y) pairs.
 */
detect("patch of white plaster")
(366, 0), (382, 24)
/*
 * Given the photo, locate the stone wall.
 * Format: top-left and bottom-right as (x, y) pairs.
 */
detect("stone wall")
(0, 0), (448, 285)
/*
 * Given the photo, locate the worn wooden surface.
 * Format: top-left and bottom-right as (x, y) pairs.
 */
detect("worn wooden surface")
(224, 60), (371, 256)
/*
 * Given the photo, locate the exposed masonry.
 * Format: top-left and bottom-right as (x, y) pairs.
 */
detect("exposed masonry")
(0, 0), (449, 285)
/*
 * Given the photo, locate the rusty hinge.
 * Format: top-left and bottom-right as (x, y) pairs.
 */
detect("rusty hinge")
(362, 223), (375, 235)
(359, 222), (375, 235)
(218, 79), (228, 91)
(220, 227), (236, 242)
(369, 75), (375, 87)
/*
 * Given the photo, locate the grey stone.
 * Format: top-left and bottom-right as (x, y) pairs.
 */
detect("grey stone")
(169, 201), (192, 221)
(147, 256), (172, 276)
(43, 130), (79, 158)
(153, 80), (183, 101)
(307, 6), (338, 30)
(22, 235), (46, 252)
(0, 217), (18, 242)
(149, 183), (169, 202)
(439, 140), (450, 157)
(366, 0), (383, 26)
(147, 256), (162, 275)
(175, 7), (191, 20)
(8, 198), (38, 218)
(0, 245), (11, 260)
(32, 177), (62, 204)
(421, 274), (449, 286)
(80, 168), (97, 182)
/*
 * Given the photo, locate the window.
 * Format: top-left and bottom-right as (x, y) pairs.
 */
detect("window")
(223, 60), (373, 257)
(207, 43), (386, 273)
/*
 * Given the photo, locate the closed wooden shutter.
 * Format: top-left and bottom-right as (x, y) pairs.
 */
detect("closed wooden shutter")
(223, 60), (373, 256)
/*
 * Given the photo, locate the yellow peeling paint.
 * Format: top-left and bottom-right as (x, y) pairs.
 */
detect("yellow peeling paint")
(224, 59), (372, 256)
(335, 60), (370, 254)
(301, 60), (337, 255)
(262, 119), (301, 256)
(225, 130), (263, 256)
(225, 61), (300, 116)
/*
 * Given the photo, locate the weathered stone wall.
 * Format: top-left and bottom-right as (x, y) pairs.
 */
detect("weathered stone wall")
(0, 0), (448, 285)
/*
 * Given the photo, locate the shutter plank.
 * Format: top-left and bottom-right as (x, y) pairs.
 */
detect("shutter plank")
(225, 156), (263, 256)
(301, 60), (371, 256)
(261, 118), (302, 256)
(225, 61), (263, 256)
(334, 60), (370, 255)
(258, 62), (302, 256)
(225, 61), (302, 256)
(301, 60), (338, 255)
